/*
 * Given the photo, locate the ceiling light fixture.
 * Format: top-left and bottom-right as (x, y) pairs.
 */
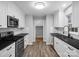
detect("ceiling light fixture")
(62, 4), (66, 7)
(33, 1), (47, 9)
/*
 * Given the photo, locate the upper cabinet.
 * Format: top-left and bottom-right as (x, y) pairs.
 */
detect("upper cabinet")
(0, 1), (25, 28)
(7, 2), (25, 28)
(0, 2), (7, 28)
(18, 13), (25, 28)
(54, 2), (72, 27)
(7, 2), (17, 17)
(54, 8), (68, 27)
(64, 4), (72, 16)
(64, 3), (72, 27)
(72, 2), (79, 27)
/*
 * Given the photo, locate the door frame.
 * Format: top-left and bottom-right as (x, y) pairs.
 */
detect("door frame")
(35, 26), (43, 41)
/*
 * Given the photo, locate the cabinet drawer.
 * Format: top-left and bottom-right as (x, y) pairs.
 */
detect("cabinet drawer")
(5, 43), (15, 50)
(66, 44), (79, 57)
(0, 53), (9, 57)
(0, 43), (15, 57)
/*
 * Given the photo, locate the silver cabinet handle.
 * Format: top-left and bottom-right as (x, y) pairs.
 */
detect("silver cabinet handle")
(68, 46), (74, 51)
(9, 54), (12, 57)
(56, 42), (58, 44)
(68, 55), (71, 57)
(7, 47), (12, 50)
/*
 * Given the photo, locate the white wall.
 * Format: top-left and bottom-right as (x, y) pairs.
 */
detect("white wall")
(33, 16), (45, 26)
(44, 15), (54, 45)
(24, 15), (34, 45)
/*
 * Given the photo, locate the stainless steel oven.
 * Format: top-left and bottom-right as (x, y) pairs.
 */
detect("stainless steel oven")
(7, 15), (19, 28)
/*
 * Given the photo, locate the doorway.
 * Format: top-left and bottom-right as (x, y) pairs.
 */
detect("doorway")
(36, 26), (43, 43)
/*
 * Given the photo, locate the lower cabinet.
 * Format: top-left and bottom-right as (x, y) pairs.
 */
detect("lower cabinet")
(24, 35), (29, 49)
(54, 37), (69, 57)
(54, 37), (79, 57)
(0, 42), (15, 57)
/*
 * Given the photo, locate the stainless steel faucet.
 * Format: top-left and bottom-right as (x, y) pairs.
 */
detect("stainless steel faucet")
(63, 25), (69, 34)
(63, 24), (73, 38)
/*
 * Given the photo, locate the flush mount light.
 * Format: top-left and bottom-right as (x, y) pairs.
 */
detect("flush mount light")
(33, 1), (47, 9)
(62, 4), (66, 7)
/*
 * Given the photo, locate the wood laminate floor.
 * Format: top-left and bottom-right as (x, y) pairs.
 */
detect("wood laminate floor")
(23, 41), (59, 57)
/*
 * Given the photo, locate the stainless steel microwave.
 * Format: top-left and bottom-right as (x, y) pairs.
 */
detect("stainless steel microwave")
(7, 15), (19, 28)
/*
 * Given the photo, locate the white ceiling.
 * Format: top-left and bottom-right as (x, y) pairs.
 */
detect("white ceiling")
(14, 1), (71, 16)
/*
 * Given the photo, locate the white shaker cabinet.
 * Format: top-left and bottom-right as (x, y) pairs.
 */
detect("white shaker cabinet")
(64, 4), (72, 16)
(0, 2), (7, 28)
(18, 13), (25, 28)
(7, 2), (19, 18)
(54, 11), (59, 27)
(54, 9), (68, 27)
(0, 1), (25, 28)
(72, 2), (79, 27)
(54, 37), (79, 57)
(65, 42), (79, 57)
(54, 37), (69, 57)
(24, 35), (29, 48)
(7, 2), (25, 28)
(0, 42), (15, 57)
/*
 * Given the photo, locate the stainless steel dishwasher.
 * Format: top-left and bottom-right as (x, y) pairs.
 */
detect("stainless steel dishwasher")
(15, 37), (24, 57)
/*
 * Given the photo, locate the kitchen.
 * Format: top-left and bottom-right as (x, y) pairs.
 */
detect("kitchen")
(0, 1), (79, 57)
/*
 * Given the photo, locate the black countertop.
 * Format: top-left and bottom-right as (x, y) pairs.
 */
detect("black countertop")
(14, 33), (28, 41)
(0, 33), (28, 50)
(51, 33), (79, 50)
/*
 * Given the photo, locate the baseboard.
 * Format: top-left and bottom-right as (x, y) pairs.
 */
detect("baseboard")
(24, 42), (33, 49)
(46, 42), (53, 45)
(27, 42), (33, 45)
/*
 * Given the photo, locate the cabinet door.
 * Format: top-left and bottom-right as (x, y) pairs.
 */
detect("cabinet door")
(65, 6), (72, 16)
(18, 14), (25, 28)
(54, 40), (62, 56)
(24, 35), (29, 48)
(7, 2), (25, 28)
(59, 9), (68, 27)
(8, 43), (15, 57)
(54, 37), (79, 57)
(7, 2), (17, 17)
(66, 43), (79, 57)
(54, 10), (68, 27)
(54, 11), (59, 27)
(0, 2), (7, 28)
(72, 2), (79, 27)
(0, 52), (9, 57)
(54, 37), (69, 57)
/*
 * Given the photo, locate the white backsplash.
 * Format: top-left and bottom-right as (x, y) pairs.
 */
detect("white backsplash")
(71, 34), (79, 40)
(54, 27), (64, 34)
(54, 27), (79, 40)
(0, 28), (24, 35)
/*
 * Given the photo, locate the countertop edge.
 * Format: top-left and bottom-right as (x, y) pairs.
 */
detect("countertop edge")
(51, 33), (79, 50)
